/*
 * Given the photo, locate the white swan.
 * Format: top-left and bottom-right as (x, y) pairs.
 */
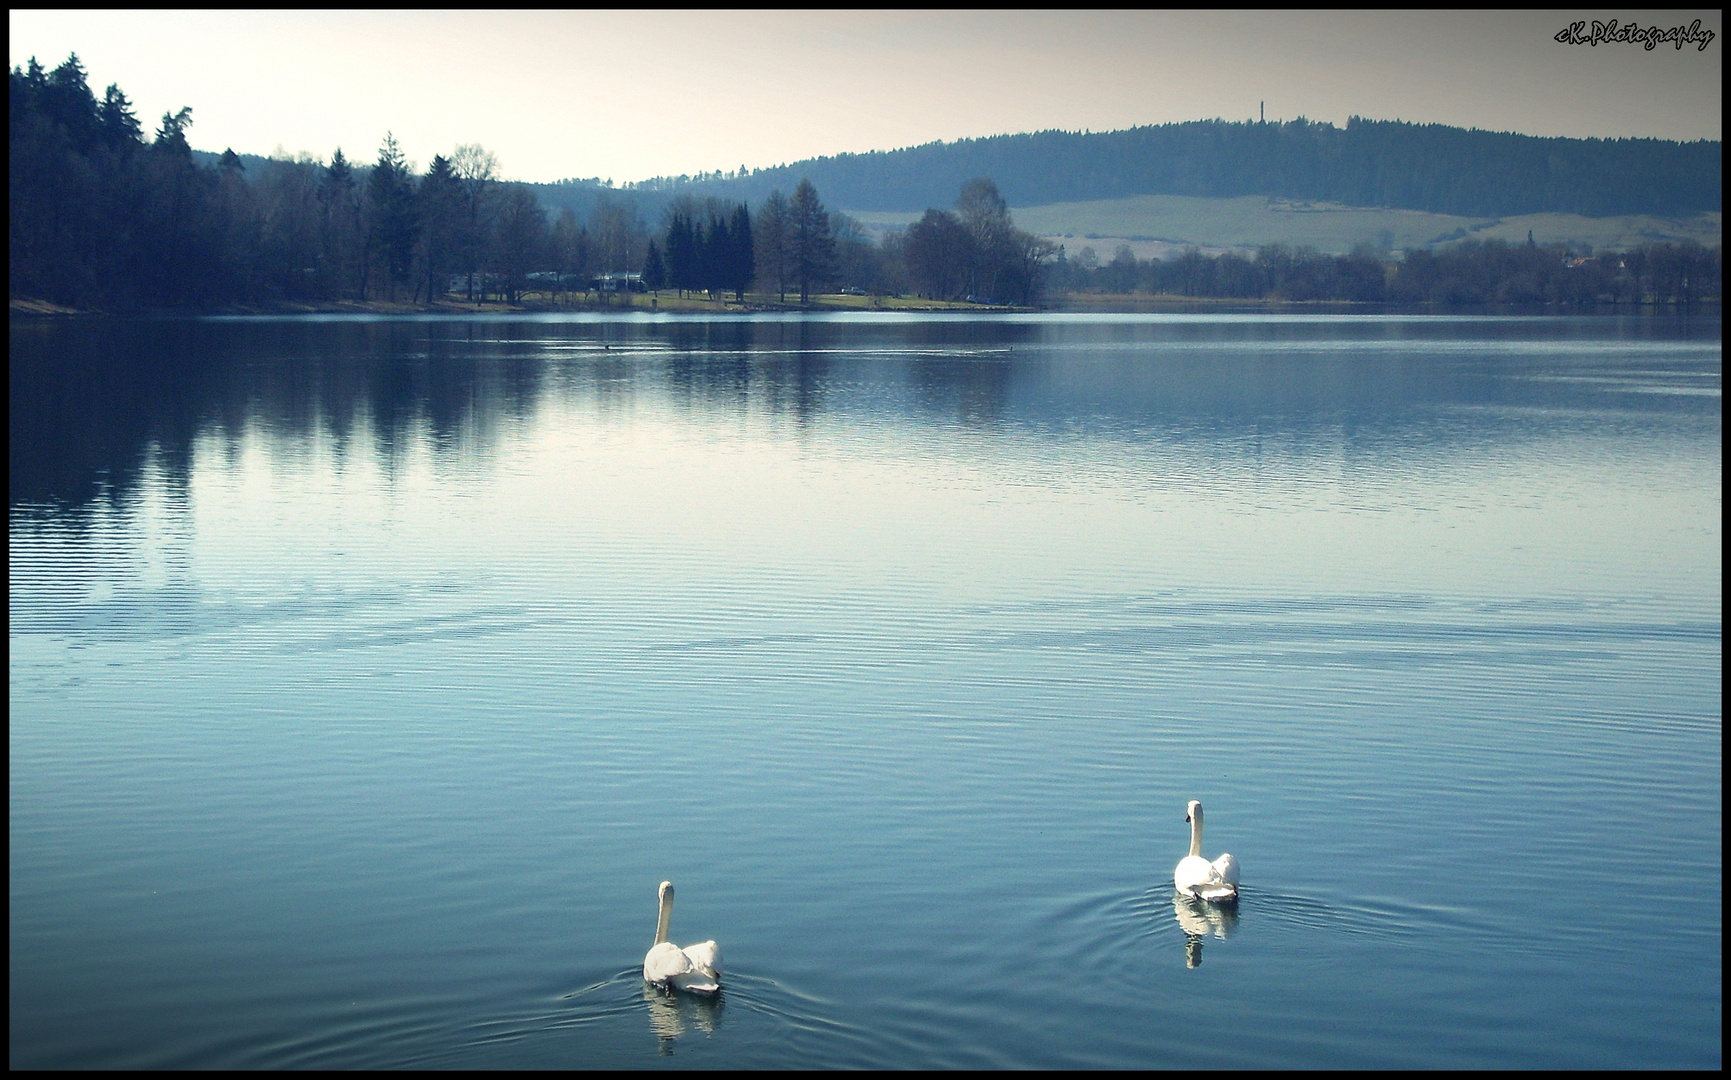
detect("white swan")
(643, 881), (722, 994)
(1174, 800), (1239, 902)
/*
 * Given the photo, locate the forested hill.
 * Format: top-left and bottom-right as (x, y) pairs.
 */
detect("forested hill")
(623, 118), (1720, 219)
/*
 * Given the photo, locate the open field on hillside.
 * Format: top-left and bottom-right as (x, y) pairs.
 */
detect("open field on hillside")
(847, 195), (1722, 257)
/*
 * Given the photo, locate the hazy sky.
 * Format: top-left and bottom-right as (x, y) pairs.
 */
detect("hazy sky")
(9, 10), (1723, 184)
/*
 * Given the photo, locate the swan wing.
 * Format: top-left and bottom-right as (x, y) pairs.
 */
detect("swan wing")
(1177, 854), (1238, 901)
(682, 939), (722, 978)
(644, 940), (693, 984)
(1175, 854), (1217, 893)
(670, 967), (720, 994)
(1212, 852), (1240, 886)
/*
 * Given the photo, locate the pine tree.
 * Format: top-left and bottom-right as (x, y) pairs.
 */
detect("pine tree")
(417, 154), (464, 302)
(665, 211), (696, 297)
(319, 148), (363, 299)
(789, 179), (834, 304)
(702, 211), (728, 298)
(365, 133), (417, 300)
(754, 190), (791, 302)
(643, 240), (666, 294)
(97, 84), (142, 151)
(728, 203), (753, 301)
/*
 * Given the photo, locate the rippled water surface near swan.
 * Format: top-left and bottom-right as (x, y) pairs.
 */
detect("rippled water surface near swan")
(10, 313), (1721, 1068)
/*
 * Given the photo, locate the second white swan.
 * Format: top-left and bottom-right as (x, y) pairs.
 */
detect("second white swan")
(1174, 799), (1239, 902)
(643, 880), (722, 994)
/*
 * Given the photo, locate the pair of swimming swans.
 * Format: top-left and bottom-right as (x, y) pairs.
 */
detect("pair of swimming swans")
(644, 799), (1235, 994)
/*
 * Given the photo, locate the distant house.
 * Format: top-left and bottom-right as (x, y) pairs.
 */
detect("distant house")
(591, 272), (647, 293)
(449, 272), (503, 296)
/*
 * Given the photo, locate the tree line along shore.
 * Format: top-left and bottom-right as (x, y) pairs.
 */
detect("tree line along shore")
(11, 54), (1722, 316)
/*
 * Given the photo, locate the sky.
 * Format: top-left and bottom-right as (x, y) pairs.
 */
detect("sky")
(9, 10), (1723, 185)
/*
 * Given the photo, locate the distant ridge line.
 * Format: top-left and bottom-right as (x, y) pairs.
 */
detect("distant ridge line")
(579, 117), (1720, 221)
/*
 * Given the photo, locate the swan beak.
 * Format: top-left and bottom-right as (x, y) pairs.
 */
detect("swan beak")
(1185, 814), (1191, 822)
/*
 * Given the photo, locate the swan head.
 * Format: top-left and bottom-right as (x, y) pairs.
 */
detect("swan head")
(659, 880), (674, 902)
(1186, 799), (1202, 823)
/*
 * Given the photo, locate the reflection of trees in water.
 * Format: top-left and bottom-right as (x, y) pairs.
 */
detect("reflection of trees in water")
(1173, 893), (1238, 969)
(658, 318), (1046, 430)
(12, 319), (204, 519)
(662, 319), (831, 426)
(18, 314), (1636, 525)
(643, 983), (723, 1055)
(12, 317), (1048, 521)
(910, 357), (1014, 426)
(9, 319), (543, 516)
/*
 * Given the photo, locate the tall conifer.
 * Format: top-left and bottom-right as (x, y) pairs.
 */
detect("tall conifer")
(729, 203), (754, 301)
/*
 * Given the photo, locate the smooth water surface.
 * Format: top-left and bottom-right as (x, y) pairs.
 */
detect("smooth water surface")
(10, 313), (1721, 1068)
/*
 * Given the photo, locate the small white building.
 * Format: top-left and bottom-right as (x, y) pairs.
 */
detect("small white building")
(591, 272), (647, 293)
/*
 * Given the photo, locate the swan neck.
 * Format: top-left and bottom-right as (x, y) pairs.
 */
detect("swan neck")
(653, 891), (673, 946)
(1189, 809), (1204, 859)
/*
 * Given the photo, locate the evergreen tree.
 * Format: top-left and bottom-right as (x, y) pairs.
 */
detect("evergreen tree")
(642, 240), (666, 293)
(153, 106), (193, 157)
(416, 154), (464, 302)
(701, 211), (728, 297)
(318, 148), (364, 299)
(43, 54), (100, 152)
(140, 104), (221, 307)
(788, 178), (834, 304)
(664, 210), (696, 297)
(753, 190), (791, 301)
(365, 133), (417, 300)
(96, 83), (141, 150)
(727, 203), (753, 301)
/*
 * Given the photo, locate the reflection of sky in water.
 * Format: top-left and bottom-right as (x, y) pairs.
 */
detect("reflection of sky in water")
(8, 315), (1721, 1069)
(13, 314), (1718, 612)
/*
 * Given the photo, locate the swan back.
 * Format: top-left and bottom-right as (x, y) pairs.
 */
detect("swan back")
(1212, 851), (1240, 886)
(645, 939), (692, 983)
(681, 939), (722, 978)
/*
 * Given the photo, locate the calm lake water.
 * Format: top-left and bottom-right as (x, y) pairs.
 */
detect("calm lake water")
(9, 312), (1721, 1069)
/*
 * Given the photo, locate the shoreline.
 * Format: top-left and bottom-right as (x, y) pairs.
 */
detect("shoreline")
(12, 292), (1719, 319)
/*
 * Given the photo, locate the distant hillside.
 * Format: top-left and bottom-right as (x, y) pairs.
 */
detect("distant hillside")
(194, 117), (1722, 250)
(850, 196), (1723, 257)
(609, 117), (1720, 221)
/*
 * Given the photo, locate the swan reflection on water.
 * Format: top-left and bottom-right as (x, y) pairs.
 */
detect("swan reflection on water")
(1173, 893), (1239, 968)
(644, 982), (724, 1054)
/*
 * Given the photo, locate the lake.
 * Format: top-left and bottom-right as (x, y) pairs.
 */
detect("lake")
(9, 312), (1721, 1068)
